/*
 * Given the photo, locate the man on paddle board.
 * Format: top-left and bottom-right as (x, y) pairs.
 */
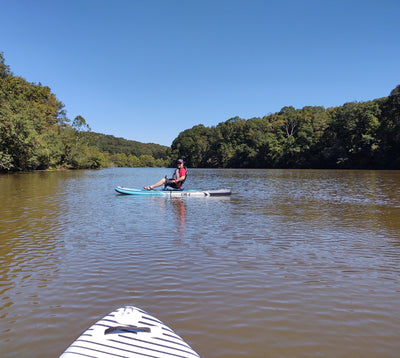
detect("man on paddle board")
(144, 159), (187, 190)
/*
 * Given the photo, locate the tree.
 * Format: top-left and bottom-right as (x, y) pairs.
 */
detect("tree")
(171, 124), (213, 167)
(139, 154), (156, 167)
(72, 115), (91, 132)
(0, 52), (11, 80)
(377, 85), (400, 168)
(0, 53), (171, 172)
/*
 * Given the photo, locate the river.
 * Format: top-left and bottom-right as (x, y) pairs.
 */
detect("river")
(1, 168), (400, 357)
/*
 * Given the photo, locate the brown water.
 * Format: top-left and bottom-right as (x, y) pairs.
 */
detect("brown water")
(1, 168), (400, 357)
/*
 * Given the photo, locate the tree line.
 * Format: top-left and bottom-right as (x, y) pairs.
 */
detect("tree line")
(171, 85), (400, 169)
(1, 51), (399, 172)
(0, 53), (170, 172)
(87, 132), (170, 168)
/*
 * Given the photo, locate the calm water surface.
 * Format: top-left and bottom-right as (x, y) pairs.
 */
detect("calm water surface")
(1, 168), (400, 357)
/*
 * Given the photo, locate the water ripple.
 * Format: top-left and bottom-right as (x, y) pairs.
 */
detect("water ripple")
(1, 169), (400, 357)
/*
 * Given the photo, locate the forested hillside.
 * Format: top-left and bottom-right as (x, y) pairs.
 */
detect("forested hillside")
(87, 132), (170, 167)
(1, 51), (399, 172)
(171, 86), (400, 169)
(0, 53), (170, 172)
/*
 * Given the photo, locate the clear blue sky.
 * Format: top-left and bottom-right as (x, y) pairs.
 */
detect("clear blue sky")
(2, 0), (399, 146)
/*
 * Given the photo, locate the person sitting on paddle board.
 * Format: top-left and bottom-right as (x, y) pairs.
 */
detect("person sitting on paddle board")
(144, 159), (187, 190)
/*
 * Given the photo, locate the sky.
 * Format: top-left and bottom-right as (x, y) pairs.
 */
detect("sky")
(1, 0), (399, 146)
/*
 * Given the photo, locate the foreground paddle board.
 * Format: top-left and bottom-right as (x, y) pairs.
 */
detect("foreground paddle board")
(115, 186), (232, 197)
(60, 306), (201, 358)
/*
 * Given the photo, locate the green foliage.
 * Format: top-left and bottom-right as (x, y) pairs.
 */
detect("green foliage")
(0, 52), (10, 80)
(0, 54), (65, 171)
(171, 88), (399, 169)
(319, 101), (382, 168)
(1, 51), (399, 171)
(171, 124), (212, 167)
(0, 53), (169, 172)
(109, 152), (168, 167)
(375, 85), (400, 168)
(87, 132), (169, 160)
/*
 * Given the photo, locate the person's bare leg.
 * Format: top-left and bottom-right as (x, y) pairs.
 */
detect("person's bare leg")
(144, 177), (166, 190)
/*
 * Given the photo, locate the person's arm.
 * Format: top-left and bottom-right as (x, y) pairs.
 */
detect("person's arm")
(173, 169), (186, 183)
(174, 175), (185, 183)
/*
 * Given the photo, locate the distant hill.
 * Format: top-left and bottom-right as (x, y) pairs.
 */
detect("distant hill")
(87, 132), (170, 160)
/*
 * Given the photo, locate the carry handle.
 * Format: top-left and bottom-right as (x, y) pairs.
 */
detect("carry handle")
(105, 325), (151, 335)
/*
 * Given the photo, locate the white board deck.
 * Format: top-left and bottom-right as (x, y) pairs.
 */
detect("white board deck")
(60, 306), (201, 358)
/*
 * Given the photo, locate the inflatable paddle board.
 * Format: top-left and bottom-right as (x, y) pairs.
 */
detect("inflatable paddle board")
(60, 305), (201, 358)
(115, 186), (232, 197)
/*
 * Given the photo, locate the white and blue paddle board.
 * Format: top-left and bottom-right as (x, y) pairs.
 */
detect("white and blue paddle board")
(60, 306), (201, 358)
(115, 186), (231, 197)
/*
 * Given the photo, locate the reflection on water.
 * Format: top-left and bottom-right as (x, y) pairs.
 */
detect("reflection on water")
(171, 198), (187, 237)
(1, 168), (400, 358)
